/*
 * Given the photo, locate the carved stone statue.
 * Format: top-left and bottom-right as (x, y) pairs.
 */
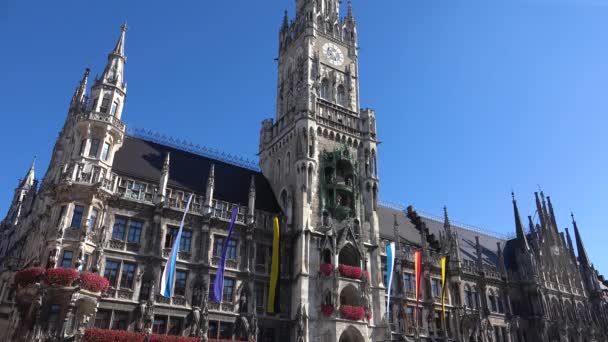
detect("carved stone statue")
(201, 294), (209, 342)
(248, 311), (258, 342)
(295, 302), (307, 342)
(239, 286), (248, 314)
(190, 307), (201, 337)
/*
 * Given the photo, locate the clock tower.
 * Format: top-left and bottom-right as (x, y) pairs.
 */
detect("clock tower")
(260, 0), (383, 341)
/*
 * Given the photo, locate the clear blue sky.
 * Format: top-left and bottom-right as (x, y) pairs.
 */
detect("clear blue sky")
(1, 0), (607, 273)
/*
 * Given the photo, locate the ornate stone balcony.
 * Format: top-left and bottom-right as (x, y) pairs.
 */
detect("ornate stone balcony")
(211, 256), (238, 269)
(78, 111), (125, 131)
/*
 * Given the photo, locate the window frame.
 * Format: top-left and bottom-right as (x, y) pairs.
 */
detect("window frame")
(103, 260), (120, 287)
(88, 138), (100, 158)
(119, 262), (137, 289)
(70, 205), (85, 229)
(60, 250), (73, 268)
(100, 142), (110, 161)
(127, 220), (143, 243)
(174, 270), (188, 297)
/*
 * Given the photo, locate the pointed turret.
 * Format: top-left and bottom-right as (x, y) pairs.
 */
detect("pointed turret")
(90, 24), (128, 118)
(546, 196), (562, 245)
(571, 212), (590, 267)
(443, 206), (451, 233)
(203, 164), (215, 215)
(565, 227), (577, 263)
(527, 215), (536, 238)
(347, 0), (354, 19)
(534, 192), (546, 229)
(156, 152), (170, 204)
(496, 242), (506, 276)
(475, 236), (483, 267)
(19, 157), (36, 189)
(282, 10), (289, 31)
(512, 193), (530, 252)
(247, 175), (256, 224)
(100, 23), (127, 86)
(70, 68), (90, 111)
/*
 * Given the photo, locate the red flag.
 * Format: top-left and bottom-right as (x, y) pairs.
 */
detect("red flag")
(414, 249), (422, 327)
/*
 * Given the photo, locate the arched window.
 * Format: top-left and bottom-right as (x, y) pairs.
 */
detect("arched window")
(285, 152), (291, 176)
(472, 287), (479, 309)
(371, 149), (378, 177)
(465, 286), (472, 308)
(337, 85), (346, 106)
(320, 79), (330, 100)
(497, 293), (504, 313)
(309, 128), (315, 158)
(277, 159), (281, 182)
(322, 249), (331, 264)
(338, 243), (360, 267)
(488, 290), (497, 312)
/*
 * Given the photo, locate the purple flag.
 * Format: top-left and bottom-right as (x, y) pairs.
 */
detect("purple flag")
(212, 207), (239, 303)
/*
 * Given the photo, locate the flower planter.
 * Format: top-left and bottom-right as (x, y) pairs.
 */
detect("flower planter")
(80, 272), (110, 293)
(14, 267), (45, 288)
(320, 263), (334, 276)
(149, 335), (201, 342)
(321, 304), (334, 317)
(338, 264), (363, 279)
(45, 267), (79, 287)
(340, 305), (365, 321)
(84, 328), (145, 342)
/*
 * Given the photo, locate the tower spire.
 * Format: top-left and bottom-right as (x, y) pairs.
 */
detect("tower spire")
(70, 68), (90, 111)
(347, 0), (354, 19)
(112, 22), (128, 58)
(571, 212), (590, 267)
(512, 192), (530, 252)
(564, 227), (577, 263)
(18, 156), (36, 189)
(99, 23), (127, 87)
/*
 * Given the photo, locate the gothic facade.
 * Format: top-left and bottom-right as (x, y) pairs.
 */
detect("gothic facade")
(1, 1), (607, 342)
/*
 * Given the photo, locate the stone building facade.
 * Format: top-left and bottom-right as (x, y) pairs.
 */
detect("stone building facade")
(0, 1), (607, 341)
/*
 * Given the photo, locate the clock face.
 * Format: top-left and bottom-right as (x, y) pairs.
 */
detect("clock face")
(322, 43), (345, 66)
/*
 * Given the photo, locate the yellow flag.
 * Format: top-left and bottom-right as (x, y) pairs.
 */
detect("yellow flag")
(441, 255), (449, 326)
(267, 217), (281, 313)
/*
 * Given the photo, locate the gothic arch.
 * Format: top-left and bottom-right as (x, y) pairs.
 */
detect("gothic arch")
(339, 326), (365, 342)
(338, 243), (360, 267)
(339, 284), (360, 306)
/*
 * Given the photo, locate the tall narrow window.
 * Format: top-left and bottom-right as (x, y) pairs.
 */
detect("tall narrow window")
(180, 230), (192, 252)
(127, 220), (143, 243)
(168, 317), (183, 335)
(60, 250), (73, 268)
(94, 310), (111, 329)
(100, 143), (110, 161)
(79, 139), (87, 156)
(48, 304), (62, 330)
(88, 208), (98, 231)
(223, 278), (234, 302)
(104, 260), (120, 287)
(100, 97), (110, 113)
(174, 270), (188, 296)
(213, 237), (237, 259)
(120, 262), (136, 289)
(88, 139), (100, 158)
(152, 316), (167, 334)
(112, 311), (129, 330)
(320, 79), (330, 100)
(337, 85), (346, 106)
(112, 216), (127, 240)
(110, 101), (119, 116)
(165, 226), (178, 249)
(70, 205), (84, 229)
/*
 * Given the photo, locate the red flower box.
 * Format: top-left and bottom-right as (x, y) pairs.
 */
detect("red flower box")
(45, 267), (79, 287)
(14, 267), (45, 288)
(149, 335), (200, 342)
(83, 328), (145, 342)
(80, 272), (110, 293)
(320, 263), (334, 276)
(340, 305), (365, 321)
(338, 264), (363, 279)
(321, 304), (334, 317)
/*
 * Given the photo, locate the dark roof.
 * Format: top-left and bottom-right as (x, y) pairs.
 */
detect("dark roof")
(113, 136), (281, 213)
(378, 205), (506, 267)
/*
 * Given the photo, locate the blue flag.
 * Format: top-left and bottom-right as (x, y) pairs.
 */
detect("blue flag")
(212, 207), (239, 303)
(160, 194), (193, 298)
